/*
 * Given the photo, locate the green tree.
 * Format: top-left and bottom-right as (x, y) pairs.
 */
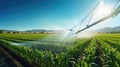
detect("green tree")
(13, 32), (16, 34)
(0, 30), (3, 34)
(7, 31), (10, 34)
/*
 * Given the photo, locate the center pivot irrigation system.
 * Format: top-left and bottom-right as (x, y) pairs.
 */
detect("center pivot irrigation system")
(68, 0), (120, 36)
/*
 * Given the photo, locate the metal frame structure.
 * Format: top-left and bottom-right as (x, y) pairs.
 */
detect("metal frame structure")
(71, 0), (120, 35)
(75, 6), (120, 34)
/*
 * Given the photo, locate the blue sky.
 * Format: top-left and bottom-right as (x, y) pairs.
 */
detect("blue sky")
(0, 0), (120, 31)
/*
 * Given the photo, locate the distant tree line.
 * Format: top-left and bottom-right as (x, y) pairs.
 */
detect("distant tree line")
(106, 31), (120, 33)
(0, 30), (46, 34)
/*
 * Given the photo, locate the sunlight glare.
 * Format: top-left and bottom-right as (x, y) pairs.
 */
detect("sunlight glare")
(95, 0), (112, 18)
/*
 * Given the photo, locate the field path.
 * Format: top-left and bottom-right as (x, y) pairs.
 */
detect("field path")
(94, 40), (106, 67)
(0, 44), (33, 67)
(0, 45), (24, 67)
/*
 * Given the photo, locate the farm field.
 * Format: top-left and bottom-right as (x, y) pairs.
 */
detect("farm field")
(0, 0), (120, 67)
(0, 33), (120, 67)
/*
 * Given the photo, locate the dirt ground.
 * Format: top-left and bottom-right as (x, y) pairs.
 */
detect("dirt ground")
(0, 46), (23, 67)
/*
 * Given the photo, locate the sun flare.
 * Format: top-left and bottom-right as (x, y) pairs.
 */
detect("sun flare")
(95, 0), (112, 18)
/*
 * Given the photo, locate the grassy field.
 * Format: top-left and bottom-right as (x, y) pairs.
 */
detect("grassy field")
(0, 33), (120, 67)
(0, 34), (50, 42)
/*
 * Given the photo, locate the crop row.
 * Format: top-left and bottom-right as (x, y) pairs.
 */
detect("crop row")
(0, 34), (49, 41)
(0, 38), (92, 67)
(97, 38), (120, 67)
(0, 34), (120, 67)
